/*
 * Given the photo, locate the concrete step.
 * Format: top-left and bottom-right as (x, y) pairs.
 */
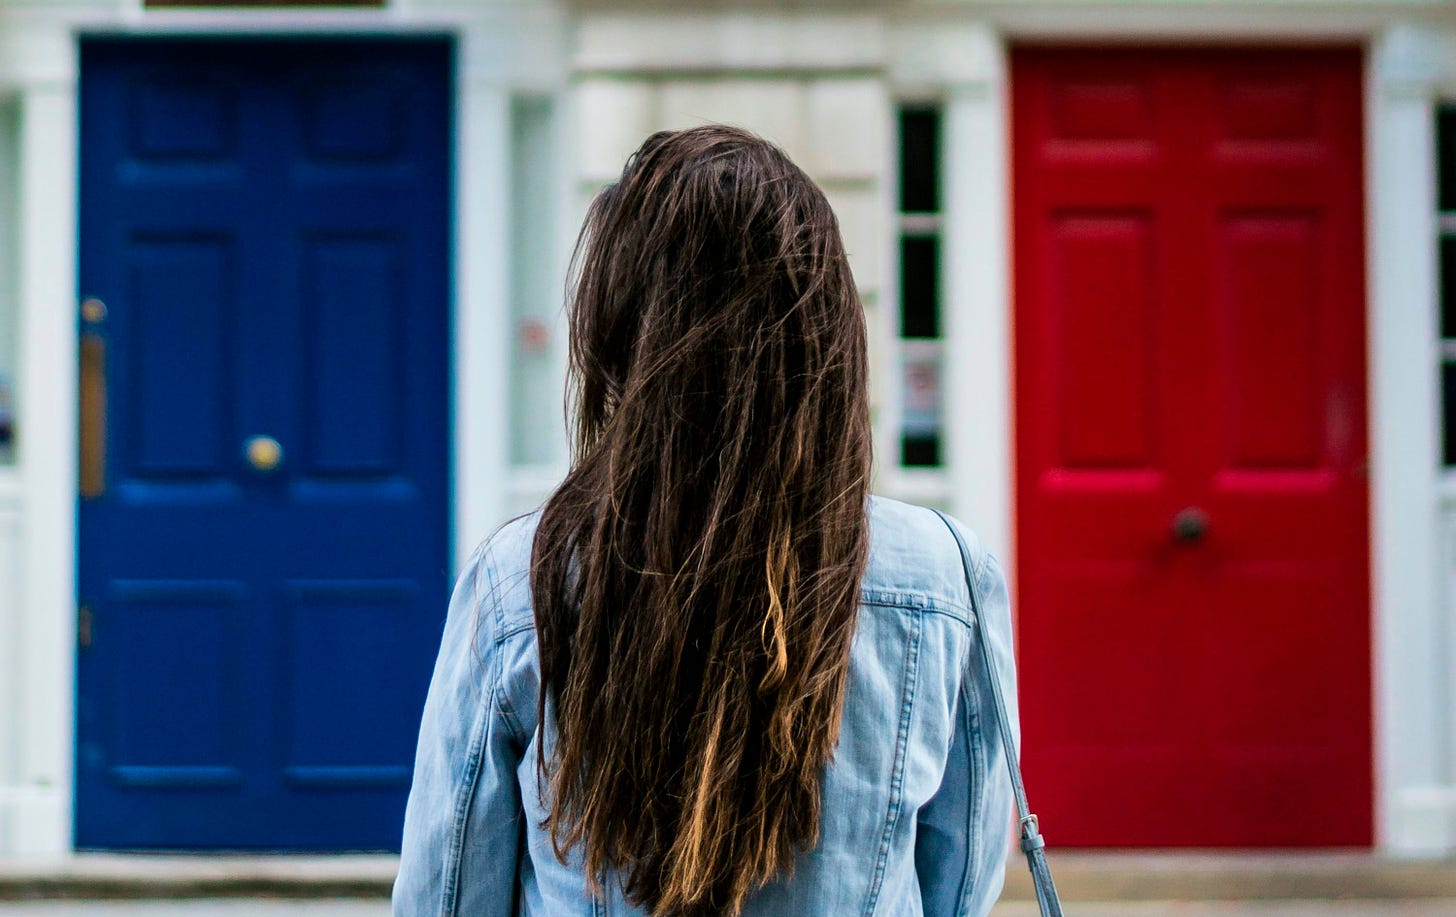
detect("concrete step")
(1002, 851), (1456, 901)
(0, 851), (1452, 902)
(0, 856), (396, 901)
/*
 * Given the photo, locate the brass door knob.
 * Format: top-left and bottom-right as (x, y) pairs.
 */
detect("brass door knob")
(244, 435), (284, 473)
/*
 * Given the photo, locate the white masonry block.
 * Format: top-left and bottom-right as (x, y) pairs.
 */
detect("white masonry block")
(889, 20), (1000, 89)
(656, 80), (808, 165)
(577, 12), (885, 74)
(805, 78), (889, 183)
(823, 186), (885, 294)
(577, 79), (655, 183)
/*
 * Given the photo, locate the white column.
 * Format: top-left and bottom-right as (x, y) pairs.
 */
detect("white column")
(449, 2), (569, 557)
(942, 36), (1012, 563)
(0, 489), (22, 852)
(9, 78), (77, 857)
(454, 55), (514, 568)
(1368, 24), (1455, 854)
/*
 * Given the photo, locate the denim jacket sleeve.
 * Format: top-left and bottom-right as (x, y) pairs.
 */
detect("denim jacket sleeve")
(912, 538), (1018, 917)
(394, 544), (526, 917)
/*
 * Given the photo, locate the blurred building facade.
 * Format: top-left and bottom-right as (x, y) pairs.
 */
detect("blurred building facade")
(0, 0), (1451, 859)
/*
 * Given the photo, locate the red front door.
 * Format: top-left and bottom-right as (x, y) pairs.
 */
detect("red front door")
(1012, 48), (1371, 846)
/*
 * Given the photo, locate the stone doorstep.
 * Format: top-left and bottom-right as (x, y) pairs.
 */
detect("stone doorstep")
(0, 851), (1453, 902)
(1001, 851), (1456, 901)
(0, 855), (397, 901)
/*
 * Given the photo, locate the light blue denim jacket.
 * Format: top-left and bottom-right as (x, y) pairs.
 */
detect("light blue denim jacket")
(394, 495), (1019, 916)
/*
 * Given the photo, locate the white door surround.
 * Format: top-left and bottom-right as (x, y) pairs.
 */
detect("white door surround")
(0, 0), (566, 855)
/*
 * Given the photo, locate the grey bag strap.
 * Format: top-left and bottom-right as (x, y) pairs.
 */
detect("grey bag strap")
(932, 510), (1064, 917)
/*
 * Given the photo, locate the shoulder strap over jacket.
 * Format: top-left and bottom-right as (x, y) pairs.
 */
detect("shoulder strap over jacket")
(932, 509), (1064, 917)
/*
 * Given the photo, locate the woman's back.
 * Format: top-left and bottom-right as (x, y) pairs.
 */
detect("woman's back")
(394, 494), (1016, 916)
(394, 125), (1017, 916)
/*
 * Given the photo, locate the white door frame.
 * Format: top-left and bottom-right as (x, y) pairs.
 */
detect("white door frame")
(908, 8), (1456, 854)
(0, 0), (565, 855)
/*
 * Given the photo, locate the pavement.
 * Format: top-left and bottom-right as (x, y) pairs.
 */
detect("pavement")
(0, 900), (1452, 915)
(0, 906), (382, 916)
(1005, 851), (1456, 900)
(0, 857), (392, 902)
(0, 852), (1453, 914)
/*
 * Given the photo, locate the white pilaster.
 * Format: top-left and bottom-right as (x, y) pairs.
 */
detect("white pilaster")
(11, 74), (79, 857)
(454, 59), (514, 564)
(923, 23), (1013, 563)
(1368, 23), (1455, 854)
(0, 486), (22, 853)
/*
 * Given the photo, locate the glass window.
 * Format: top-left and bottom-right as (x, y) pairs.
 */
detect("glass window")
(1438, 105), (1456, 469)
(508, 95), (562, 469)
(1439, 107), (1456, 213)
(1441, 236), (1456, 339)
(897, 105), (943, 468)
(1445, 364), (1456, 467)
(899, 235), (940, 339)
(0, 99), (17, 467)
(899, 107), (940, 214)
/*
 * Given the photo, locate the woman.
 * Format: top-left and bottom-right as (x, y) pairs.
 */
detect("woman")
(395, 125), (1018, 916)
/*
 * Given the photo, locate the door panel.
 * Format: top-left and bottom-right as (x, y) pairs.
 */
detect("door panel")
(77, 39), (452, 850)
(1012, 48), (1370, 846)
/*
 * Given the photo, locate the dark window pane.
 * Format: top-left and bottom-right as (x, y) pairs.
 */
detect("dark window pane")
(900, 236), (939, 338)
(900, 107), (940, 213)
(1440, 107), (1456, 211)
(0, 372), (12, 466)
(1443, 237), (1456, 338)
(1445, 363), (1456, 466)
(902, 433), (940, 467)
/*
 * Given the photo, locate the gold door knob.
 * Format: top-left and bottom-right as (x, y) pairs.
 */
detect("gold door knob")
(244, 435), (284, 473)
(80, 297), (108, 324)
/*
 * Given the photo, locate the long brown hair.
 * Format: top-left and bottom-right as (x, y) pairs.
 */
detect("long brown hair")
(530, 125), (872, 916)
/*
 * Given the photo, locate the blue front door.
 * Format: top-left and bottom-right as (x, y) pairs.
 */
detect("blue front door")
(76, 38), (453, 849)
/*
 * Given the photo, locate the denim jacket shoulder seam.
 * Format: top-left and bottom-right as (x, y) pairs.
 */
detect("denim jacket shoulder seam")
(955, 659), (986, 912)
(970, 549), (996, 607)
(478, 538), (530, 750)
(439, 542), (504, 915)
(441, 679), (497, 917)
(477, 537), (505, 643)
(494, 630), (530, 748)
(861, 609), (923, 917)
